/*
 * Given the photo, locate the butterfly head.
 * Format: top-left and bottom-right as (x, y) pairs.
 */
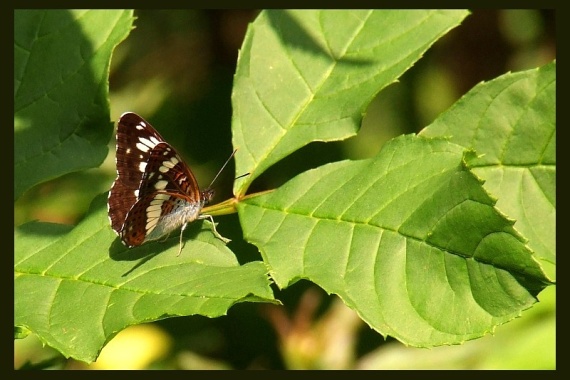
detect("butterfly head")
(202, 188), (215, 205)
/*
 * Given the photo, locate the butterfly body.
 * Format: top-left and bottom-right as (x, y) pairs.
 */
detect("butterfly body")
(108, 112), (227, 254)
(135, 192), (207, 244)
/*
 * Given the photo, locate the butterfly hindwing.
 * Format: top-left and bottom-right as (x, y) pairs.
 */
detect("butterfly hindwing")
(119, 191), (198, 247)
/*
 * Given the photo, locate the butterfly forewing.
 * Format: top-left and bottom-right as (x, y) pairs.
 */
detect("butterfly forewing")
(108, 113), (168, 234)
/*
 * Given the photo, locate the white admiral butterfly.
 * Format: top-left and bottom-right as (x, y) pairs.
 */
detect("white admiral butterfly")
(108, 112), (231, 255)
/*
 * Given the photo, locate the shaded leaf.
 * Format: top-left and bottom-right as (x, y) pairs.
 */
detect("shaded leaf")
(14, 10), (134, 200)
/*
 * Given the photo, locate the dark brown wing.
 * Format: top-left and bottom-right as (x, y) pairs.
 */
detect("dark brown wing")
(117, 142), (204, 247)
(138, 142), (202, 203)
(108, 112), (167, 234)
(119, 190), (204, 247)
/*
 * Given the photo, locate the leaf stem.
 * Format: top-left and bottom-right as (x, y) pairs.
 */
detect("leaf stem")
(202, 189), (275, 216)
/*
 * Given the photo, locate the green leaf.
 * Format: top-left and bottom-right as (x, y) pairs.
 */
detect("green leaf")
(356, 286), (555, 369)
(14, 10), (134, 200)
(15, 326), (31, 340)
(232, 9), (470, 196)
(238, 135), (551, 347)
(14, 195), (275, 363)
(420, 61), (556, 278)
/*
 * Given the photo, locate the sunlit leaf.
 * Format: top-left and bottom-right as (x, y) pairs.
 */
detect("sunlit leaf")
(232, 10), (470, 196)
(15, 196), (275, 363)
(420, 61), (556, 278)
(239, 135), (551, 347)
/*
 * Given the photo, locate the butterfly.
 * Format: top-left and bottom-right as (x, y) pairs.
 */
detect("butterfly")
(107, 112), (232, 255)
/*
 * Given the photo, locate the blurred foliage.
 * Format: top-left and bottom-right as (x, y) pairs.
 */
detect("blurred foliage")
(15, 9), (555, 369)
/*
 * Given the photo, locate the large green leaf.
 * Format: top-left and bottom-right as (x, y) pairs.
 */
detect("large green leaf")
(14, 9), (554, 363)
(420, 61), (556, 279)
(238, 135), (551, 347)
(232, 10), (470, 197)
(14, 195), (275, 363)
(14, 10), (134, 200)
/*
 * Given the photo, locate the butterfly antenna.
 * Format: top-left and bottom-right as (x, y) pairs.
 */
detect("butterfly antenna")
(208, 149), (238, 189)
(234, 172), (249, 181)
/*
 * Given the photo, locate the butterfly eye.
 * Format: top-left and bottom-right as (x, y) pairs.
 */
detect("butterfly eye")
(202, 188), (215, 204)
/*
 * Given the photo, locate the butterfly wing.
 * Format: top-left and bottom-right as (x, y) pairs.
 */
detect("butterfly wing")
(108, 112), (167, 234)
(118, 142), (206, 246)
(118, 191), (199, 247)
(108, 112), (217, 249)
(138, 142), (202, 202)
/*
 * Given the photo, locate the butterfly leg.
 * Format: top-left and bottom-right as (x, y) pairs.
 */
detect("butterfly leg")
(177, 216), (229, 256)
(159, 232), (171, 243)
(202, 215), (231, 244)
(177, 223), (187, 256)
